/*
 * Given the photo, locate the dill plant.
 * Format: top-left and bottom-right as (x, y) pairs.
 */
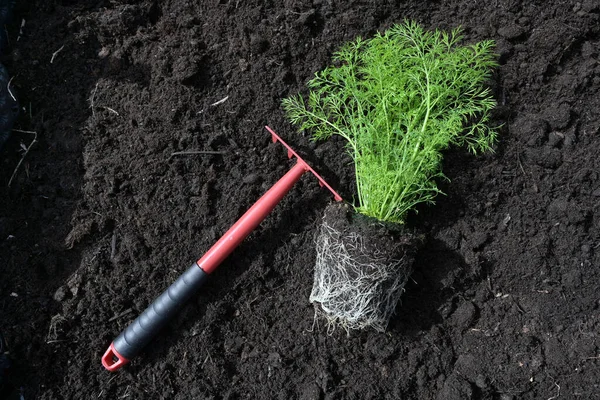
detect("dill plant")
(283, 21), (497, 223)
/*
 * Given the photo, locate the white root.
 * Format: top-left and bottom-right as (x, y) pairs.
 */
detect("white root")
(310, 220), (412, 333)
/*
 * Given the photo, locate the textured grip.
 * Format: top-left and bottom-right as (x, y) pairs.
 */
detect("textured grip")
(112, 264), (208, 360)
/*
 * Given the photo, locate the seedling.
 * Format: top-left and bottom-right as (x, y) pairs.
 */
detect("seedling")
(284, 21), (497, 330)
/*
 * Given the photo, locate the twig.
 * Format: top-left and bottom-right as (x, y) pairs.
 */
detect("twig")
(90, 82), (99, 118)
(8, 131), (38, 187)
(12, 129), (37, 134)
(169, 150), (225, 159)
(210, 96), (229, 107)
(108, 308), (133, 322)
(50, 45), (65, 64)
(98, 376), (118, 397)
(203, 351), (213, 366)
(547, 381), (560, 400)
(103, 106), (119, 116)
(17, 19), (25, 42)
(7, 76), (16, 102)
(110, 232), (117, 260)
(89, 83), (119, 116)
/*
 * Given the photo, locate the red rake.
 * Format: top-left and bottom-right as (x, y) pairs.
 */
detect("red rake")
(102, 126), (342, 371)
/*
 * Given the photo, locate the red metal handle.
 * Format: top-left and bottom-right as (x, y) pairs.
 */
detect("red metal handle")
(198, 160), (308, 274)
(197, 127), (342, 275)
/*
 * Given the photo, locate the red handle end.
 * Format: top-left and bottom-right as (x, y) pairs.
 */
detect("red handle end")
(102, 342), (129, 372)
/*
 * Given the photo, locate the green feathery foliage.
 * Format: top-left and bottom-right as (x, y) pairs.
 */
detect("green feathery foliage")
(283, 21), (497, 223)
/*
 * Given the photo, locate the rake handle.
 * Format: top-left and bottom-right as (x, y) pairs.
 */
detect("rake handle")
(102, 264), (208, 370)
(102, 160), (310, 371)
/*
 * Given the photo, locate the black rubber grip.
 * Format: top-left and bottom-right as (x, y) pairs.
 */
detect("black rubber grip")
(112, 264), (208, 360)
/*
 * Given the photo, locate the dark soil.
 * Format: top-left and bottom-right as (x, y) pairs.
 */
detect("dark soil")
(0, 0), (599, 399)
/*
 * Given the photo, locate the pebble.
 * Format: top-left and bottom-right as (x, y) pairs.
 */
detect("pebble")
(498, 213), (511, 232)
(267, 352), (282, 364)
(475, 374), (488, 389)
(295, 9), (316, 26)
(497, 24), (525, 40)
(242, 173), (261, 185)
(299, 383), (322, 400)
(53, 286), (67, 302)
(449, 301), (477, 331)
(239, 58), (250, 71)
(547, 198), (568, 218)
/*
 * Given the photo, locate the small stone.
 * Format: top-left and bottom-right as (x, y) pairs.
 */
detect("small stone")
(437, 375), (473, 400)
(172, 56), (200, 84)
(267, 352), (282, 364)
(242, 173), (261, 185)
(295, 9), (316, 26)
(547, 198), (568, 218)
(581, 0), (599, 13)
(66, 273), (82, 297)
(454, 354), (479, 377)
(98, 47), (110, 58)
(498, 214), (511, 231)
(238, 58), (250, 72)
(53, 286), (67, 302)
(592, 188), (600, 197)
(567, 203), (585, 224)
(449, 302), (477, 331)
(299, 383), (322, 400)
(475, 374), (488, 389)
(563, 131), (576, 148)
(497, 24), (525, 40)
(581, 41), (597, 58)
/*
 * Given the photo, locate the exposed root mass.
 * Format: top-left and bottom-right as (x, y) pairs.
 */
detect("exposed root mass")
(310, 213), (415, 332)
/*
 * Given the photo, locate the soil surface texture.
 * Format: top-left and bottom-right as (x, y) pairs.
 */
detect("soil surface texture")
(1, 0), (599, 399)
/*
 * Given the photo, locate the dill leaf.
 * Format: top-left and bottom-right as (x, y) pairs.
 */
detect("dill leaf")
(283, 21), (498, 223)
